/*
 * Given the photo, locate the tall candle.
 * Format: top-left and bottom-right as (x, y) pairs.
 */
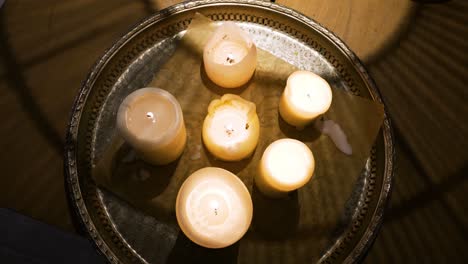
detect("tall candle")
(279, 70), (333, 129)
(203, 22), (257, 88)
(116, 88), (186, 165)
(176, 167), (253, 248)
(202, 94), (260, 161)
(255, 138), (315, 197)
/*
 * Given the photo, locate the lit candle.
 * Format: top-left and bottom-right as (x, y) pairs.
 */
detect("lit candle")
(202, 94), (260, 161)
(279, 70), (333, 129)
(255, 138), (315, 197)
(176, 167), (253, 248)
(203, 22), (257, 88)
(116, 88), (186, 165)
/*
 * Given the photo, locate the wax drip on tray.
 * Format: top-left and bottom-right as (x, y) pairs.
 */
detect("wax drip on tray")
(315, 117), (352, 155)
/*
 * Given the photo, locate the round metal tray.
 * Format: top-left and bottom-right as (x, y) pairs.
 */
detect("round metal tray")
(64, 1), (394, 263)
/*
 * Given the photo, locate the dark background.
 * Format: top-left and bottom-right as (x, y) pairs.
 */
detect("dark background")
(0, 0), (467, 263)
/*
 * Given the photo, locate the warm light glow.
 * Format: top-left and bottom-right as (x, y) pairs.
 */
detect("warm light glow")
(208, 108), (249, 145)
(279, 70), (332, 129)
(176, 167), (253, 248)
(203, 22), (257, 88)
(255, 138), (315, 197)
(116, 88), (186, 165)
(145, 112), (156, 123)
(202, 94), (260, 161)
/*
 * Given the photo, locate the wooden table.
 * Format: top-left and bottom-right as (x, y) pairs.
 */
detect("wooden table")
(0, 0), (466, 262)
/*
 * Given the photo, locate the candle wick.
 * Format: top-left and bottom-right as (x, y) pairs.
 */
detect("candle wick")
(245, 123), (249, 130)
(226, 54), (235, 64)
(214, 208), (218, 216)
(225, 124), (235, 136)
(146, 112), (156, 123)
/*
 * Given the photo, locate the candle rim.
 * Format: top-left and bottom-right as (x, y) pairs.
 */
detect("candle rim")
(117, 87), (183, 147)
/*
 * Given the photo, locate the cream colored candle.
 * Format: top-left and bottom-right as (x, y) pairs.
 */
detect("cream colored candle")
(279, 70), (333, 129)
(203, 22), (257, 88)
(255, 138), (315, 197)
(176, 167), (253, 248)
(202, 94), (260, 161)
(116, 88), (186, 165)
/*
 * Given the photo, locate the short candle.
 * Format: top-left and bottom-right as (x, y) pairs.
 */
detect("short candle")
(176, 167), (253, 248)
(116, 88), (186, 165)
(279, 70), (333, 129)
(202, 94), (260, 161)
(255, 138), (315, 197)
(203, 22), (257, 88)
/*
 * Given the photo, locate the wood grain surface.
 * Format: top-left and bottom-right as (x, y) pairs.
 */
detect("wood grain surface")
(0, 0), (466, 263)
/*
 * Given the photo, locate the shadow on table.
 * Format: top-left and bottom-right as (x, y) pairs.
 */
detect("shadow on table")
(167, 232), (239, 264)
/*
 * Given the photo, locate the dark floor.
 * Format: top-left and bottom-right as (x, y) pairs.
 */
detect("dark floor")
(0, 0), (467, 263)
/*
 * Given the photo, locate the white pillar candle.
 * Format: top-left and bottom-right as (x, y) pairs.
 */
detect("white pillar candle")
(279, 70), (333, 129)
(116, 88), (186, 165)
(202, 94), (260, 161)
(255, 138), (315, 197)
(176, 167), (253, 248)
(203, 22), (257, 88)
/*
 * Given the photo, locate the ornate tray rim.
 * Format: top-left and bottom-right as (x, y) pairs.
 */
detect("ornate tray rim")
(64, 1), (395, 263)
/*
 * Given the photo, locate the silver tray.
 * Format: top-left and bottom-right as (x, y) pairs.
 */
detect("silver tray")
(64, 1), (394, 263)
